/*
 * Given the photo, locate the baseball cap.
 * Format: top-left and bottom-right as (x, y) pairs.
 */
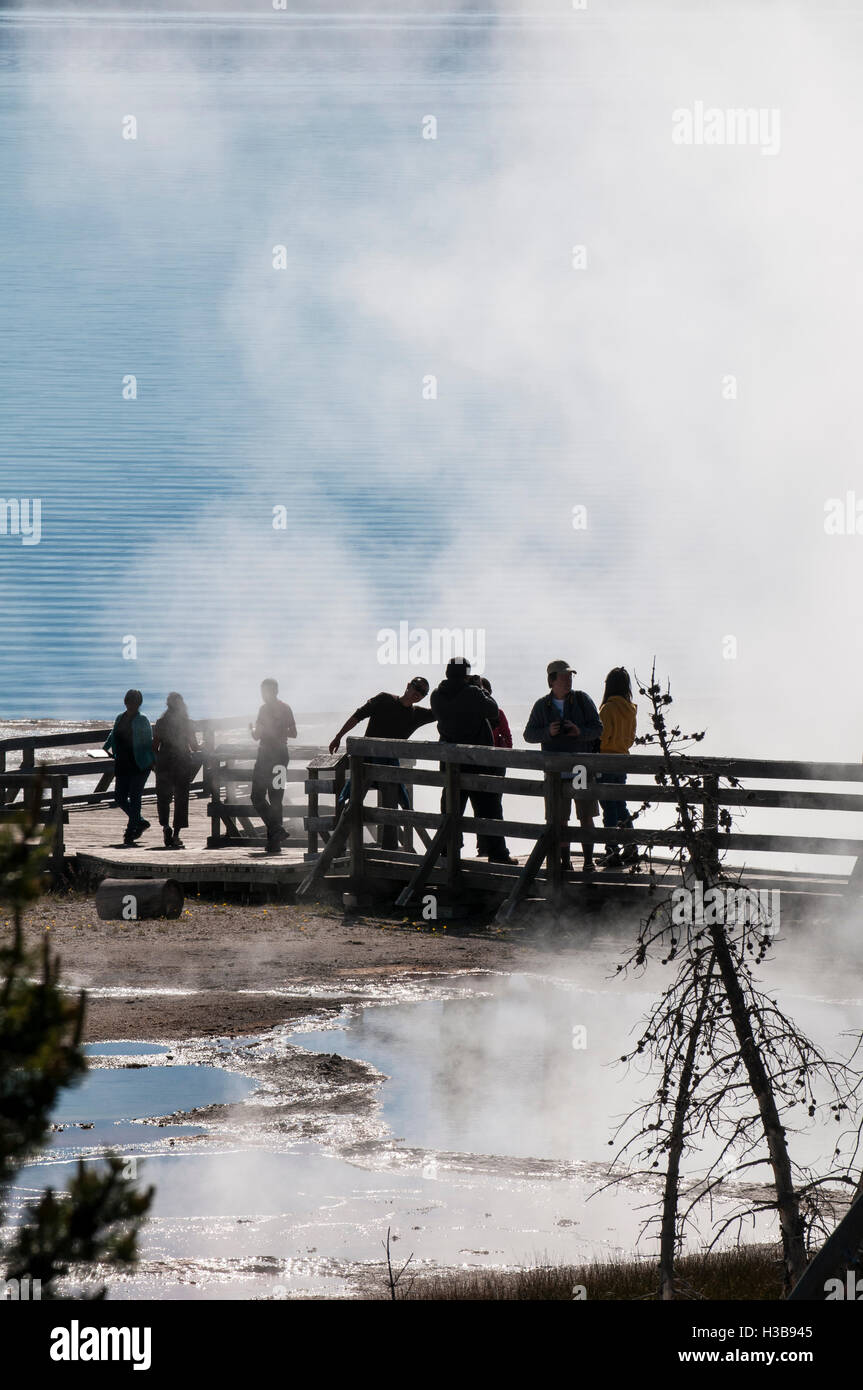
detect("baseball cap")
(547, 659), (575, 678)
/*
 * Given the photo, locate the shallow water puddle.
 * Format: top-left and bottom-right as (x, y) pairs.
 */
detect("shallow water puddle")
(83, 1042), (171, 1057)
(45, 1053), (257, 1151)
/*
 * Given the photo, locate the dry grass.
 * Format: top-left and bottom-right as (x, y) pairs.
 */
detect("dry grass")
(380, 1244), (786, 1301)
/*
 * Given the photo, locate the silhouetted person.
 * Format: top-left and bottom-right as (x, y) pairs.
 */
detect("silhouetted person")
(250, 678), (297, 854)
(153, 692), (199, 849)
(103, 689), (155, 845)
(524, 659), (603, 876)
(478, 677), (516, 863)
(431, 658), (508, 861)
(597, 667), (638, 867)
(480, 676), (512, 751)
(329, 677), (435, 852)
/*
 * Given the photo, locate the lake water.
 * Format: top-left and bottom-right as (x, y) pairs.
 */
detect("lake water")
(0, 5), (708, 727)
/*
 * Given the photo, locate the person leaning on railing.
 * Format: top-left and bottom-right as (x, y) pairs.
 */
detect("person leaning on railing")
(329, 677), (435, 852)
(430, 657), (515, 864)
(478, 675), (516, 864)
(523, 659), (603, 877)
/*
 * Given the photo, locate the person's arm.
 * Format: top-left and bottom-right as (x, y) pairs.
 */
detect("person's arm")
(284, 704), (298, 740)
(329, 711), (362, 755)
(497, 709), (513, 748)
(139, 716), (155, 767)
(331, 699), (373, 754)
(475, 689), (499, 726)
(413, 708), (437, 728)
(523, 699), (550, 743)
(102, 718), (117, 755)
(570, 694), (603, 743)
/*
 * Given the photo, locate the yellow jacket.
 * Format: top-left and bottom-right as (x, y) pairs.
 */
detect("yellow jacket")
(599, 696), (637, 754)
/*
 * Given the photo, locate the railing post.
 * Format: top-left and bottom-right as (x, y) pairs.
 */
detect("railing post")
(545, 766), (564, 898)
(207, 753), (222, 848)
(49, 778), (65, 885)
(400, 761), (414, 852)
(201, 724), (215, 799)
(307, 763), (320, 860)
(349, 753), (365, 890)
(444, 760), (461, 891)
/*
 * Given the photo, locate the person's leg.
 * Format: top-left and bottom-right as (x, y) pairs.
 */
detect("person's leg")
(172, 764), (190, 845)
(439, 764), (465, 853)
(251, 761), (278, 841)
(559, 781), (573, 868)
(575, 795), (596, 871)
(155, 771), (173, 846)
(173, 774), (190, 831)
(617, 775), (637, 861)
(156, 770), (172, 833)
(600, 776), (624, 861)
(129, 770), (149, 837)
(114, 773), (134, 839)
(268, 782), (285, 836)
(477, 770), (509, 860)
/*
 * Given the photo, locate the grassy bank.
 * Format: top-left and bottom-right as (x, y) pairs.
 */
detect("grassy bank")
(378, 1244), (786, 1300)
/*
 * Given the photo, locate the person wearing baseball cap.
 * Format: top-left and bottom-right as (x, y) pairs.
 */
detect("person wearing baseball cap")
(523, 660), (603, 876)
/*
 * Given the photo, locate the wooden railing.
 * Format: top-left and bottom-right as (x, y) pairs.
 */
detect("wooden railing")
(0, 773), (69, 883)
(0, 718), (250, 809)
(297, 738), (863, 915)
(205, 744), (326, 848)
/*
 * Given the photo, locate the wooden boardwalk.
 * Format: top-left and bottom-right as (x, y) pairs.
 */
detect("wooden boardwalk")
(65, 795), (318, 887)
(61, 793), (849, 917)
(4, 722), (862, 917)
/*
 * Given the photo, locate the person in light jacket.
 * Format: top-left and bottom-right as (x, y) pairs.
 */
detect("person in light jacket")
(523, 659), (603, 876)
(103, 689), (155, 846)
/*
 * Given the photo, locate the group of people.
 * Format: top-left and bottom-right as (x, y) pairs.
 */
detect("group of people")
(328, 656), (638, 875)
(104, 679), (296, 852)
(105, 659), (638, 874)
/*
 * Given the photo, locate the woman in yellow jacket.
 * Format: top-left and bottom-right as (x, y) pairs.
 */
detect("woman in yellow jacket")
(598, 667), (638, 867)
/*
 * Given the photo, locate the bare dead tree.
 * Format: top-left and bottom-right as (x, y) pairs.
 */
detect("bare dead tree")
(603, 665), (863, 1296)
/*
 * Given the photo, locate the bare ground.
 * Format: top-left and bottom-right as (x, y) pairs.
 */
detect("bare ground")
(9, 889), (586, 1042)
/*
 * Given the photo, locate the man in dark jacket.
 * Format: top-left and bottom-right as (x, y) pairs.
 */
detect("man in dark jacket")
(430, 658), (514, 863)
(523, 659), (603, 875)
